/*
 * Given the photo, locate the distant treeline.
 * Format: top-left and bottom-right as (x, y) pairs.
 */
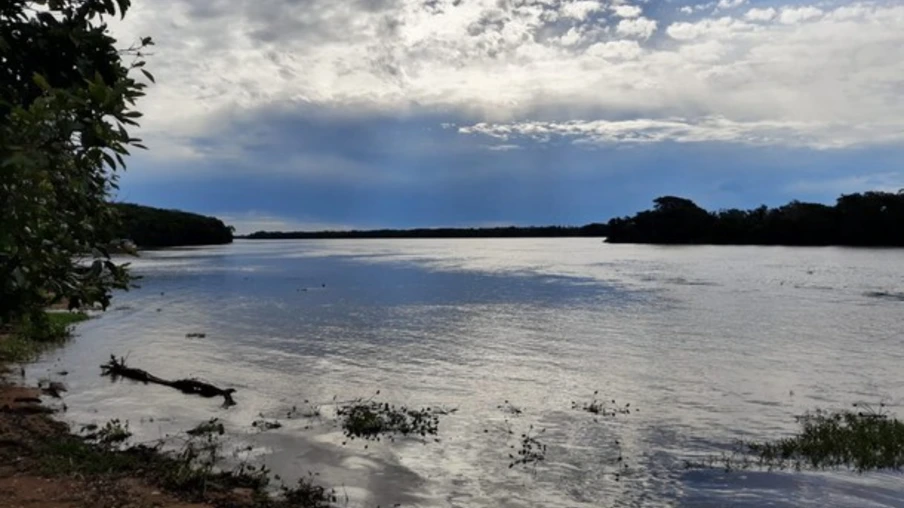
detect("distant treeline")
(245, 224), (608, 240)
(606, 192), (904, 246)
(114, 203), (233, 248)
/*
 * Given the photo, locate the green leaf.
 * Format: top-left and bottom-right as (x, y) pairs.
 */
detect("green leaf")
(102, 152), (117, 170)
(117, 0), (132, 18)
(140, 69), (155, 83)
(33, 73), (51, 91)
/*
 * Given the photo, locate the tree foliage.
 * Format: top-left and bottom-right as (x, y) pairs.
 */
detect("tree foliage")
(113, 203), (233, 248)
(1, 0), (151, 323)
(606, 191), (904, 246)
(246, 224), (609, 239)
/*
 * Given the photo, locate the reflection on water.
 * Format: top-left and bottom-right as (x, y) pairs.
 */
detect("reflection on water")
(31, 239), (904, 507)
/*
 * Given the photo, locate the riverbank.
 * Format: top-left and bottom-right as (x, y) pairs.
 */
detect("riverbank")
(0, 379), (210, 508)
(0, 314), (332, 508)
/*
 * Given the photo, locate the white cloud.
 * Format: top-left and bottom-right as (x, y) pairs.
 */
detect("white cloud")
(666, 16), (752, 41)
(106, 0), (904, 155)
(744, 7), (777, 22)
(584, 40), (644, 60)
(561, 0), (604, 20)
(485, 144), (522, 151)
(556, 27), (585, 46)
(612, 4), (642, 18)
(779, 6), (824, 24)
(615, 17), (658, 39)
(688, 2), (716, 13)
(459, 116), (904, 150)
(679, 6), (693, 14)
(716, 0), (746, 10)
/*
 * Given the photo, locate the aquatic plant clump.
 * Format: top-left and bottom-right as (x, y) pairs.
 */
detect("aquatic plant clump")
(509, 425), (547, 469)
(571, 391), (633, 418)
(337, 398), (441, 441)
(252, 415), (283, 431)
(746, 405), (904, 472)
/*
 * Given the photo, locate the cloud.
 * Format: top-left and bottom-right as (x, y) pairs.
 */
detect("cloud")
(680, 2), (716, 15)
(107, 0), (904, 160)
(584, 40), (644, 60)
(612, 4), (642, 18)
(459, 116), (904, 150)
(744, 7), (777, 22)
(666, 16), (753, 41)
(485, 144), (523, 151)
(716, 0), (746, 10)
(561, 0), (605, 20)
(615, 17), (658, 39)
(778, 6), (823, 24)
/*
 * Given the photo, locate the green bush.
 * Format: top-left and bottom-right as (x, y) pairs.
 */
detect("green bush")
(1, 0), (151, 330)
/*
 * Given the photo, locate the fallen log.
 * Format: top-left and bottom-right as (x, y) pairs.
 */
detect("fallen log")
(101, 356), (236, 407)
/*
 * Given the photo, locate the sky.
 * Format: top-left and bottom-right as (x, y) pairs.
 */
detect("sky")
(107, 0), (904, 233)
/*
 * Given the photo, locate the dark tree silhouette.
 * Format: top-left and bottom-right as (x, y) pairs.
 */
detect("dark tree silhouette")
(606, 192), (904, 246)
(113, 203), (233, 248)
(246, 224), (608, 240)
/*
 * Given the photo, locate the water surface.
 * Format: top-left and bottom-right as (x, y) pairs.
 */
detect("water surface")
(33, 239), (904, 507)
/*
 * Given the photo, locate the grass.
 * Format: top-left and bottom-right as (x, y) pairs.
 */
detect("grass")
(45, 311), (91, 329)
(0, 311), (89, 363)
(746, 405), (904, 472)
(684, 404), (904, 474)
(31, 417), (336, 507)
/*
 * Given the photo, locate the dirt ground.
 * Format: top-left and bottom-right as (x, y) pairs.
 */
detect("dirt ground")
(0, 360), (210, 508)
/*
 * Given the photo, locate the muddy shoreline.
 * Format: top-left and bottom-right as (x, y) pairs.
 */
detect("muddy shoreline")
(0, 331), (332, 508)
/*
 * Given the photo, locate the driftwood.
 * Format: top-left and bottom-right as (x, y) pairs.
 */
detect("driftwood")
(101, 356), (236, 407)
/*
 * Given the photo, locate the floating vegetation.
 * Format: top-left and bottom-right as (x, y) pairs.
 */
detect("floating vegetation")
(571, 391), (633, 418)
(252, 415), (283, 431)
(337, 392), (442, 442)
(509, 425), (547, 469)
(497, 400), (523, 416)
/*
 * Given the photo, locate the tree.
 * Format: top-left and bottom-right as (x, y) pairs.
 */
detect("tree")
(113, 203), (234, 248)
(1, 0), (152, 326)
(605, 192), (904, 246)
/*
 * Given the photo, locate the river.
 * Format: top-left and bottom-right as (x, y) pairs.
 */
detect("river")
(31, 239), (904, 507)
